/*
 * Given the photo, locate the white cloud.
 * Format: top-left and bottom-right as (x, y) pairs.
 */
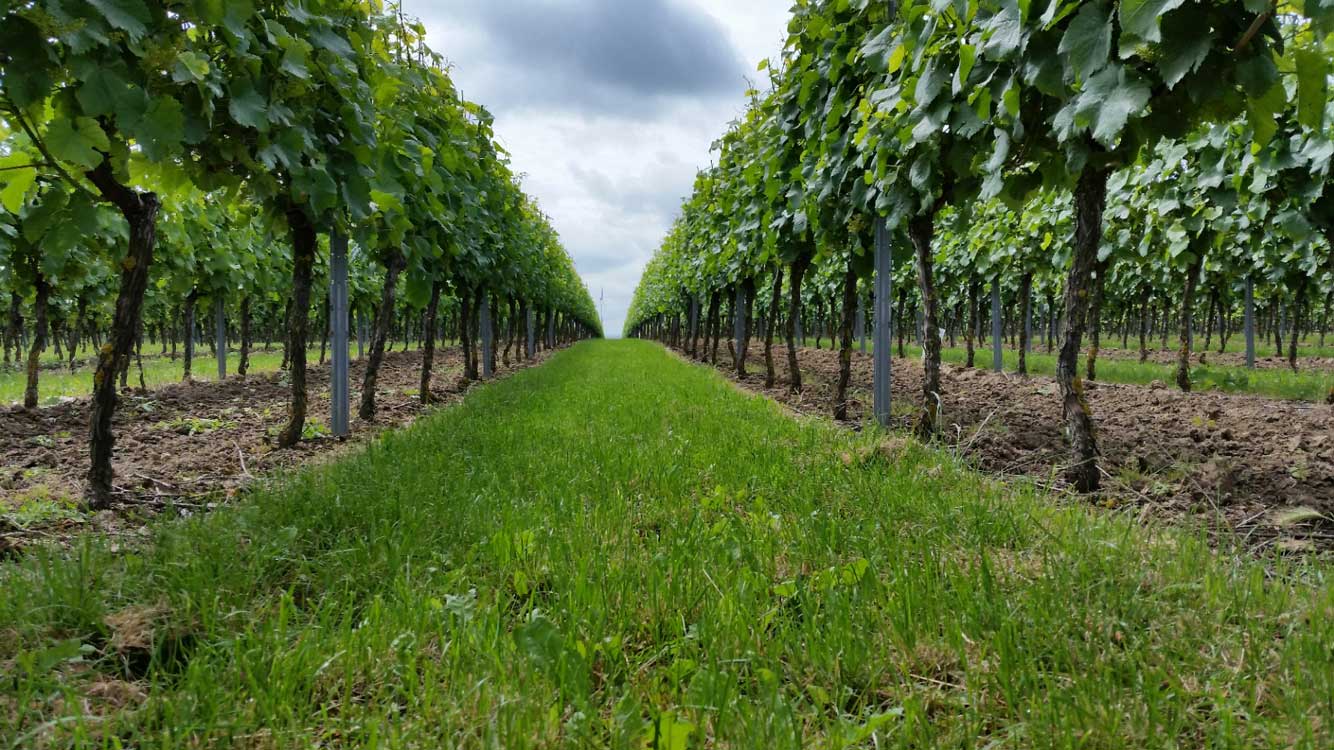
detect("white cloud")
(404, 0), (792, 336)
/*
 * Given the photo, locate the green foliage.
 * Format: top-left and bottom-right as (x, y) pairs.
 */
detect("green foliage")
(626, 0), (1331, 359)
(0, 0), (601, 360)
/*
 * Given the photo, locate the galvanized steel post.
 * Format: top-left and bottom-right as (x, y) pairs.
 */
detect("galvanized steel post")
(991, 279), (1003, 372)
(214, 296), (226, 380)
(329, 232), (350, 437)
(873, 218), (892, 427)
(1244, 277), (1255, 369)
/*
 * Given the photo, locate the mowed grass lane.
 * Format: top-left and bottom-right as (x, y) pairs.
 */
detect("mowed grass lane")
(2, 340), (1331, 747)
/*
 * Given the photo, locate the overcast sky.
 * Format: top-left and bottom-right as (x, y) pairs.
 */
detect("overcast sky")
(403, 0), (793, 336)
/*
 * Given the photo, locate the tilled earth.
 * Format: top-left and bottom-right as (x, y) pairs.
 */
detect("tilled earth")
(700, 343), (1334, 553)
(1, 347), (554, 556)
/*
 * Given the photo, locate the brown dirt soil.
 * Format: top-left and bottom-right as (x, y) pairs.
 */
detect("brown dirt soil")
(699, 342), (1334, 554)
(0, 347), (556, 557)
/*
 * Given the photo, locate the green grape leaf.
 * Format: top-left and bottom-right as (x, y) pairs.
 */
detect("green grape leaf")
(1118, 0), (1185, 51)
(1080, 65), (1151, 146)
(1294, 45), (1329, 130)
(983, 2), (1023, 60)
(135, 97), (186, 160)
(172, 51), (211, 82)
(75, 67), (130, 117)
(228, 83), (269, 131)
(953, 44), (977, 93)
(87, 0), (152, 41)
(1058, 2), (1111, 81)
(1236, 54), (1279, 98)
(309, 28), (354, 58)
(0, 17), (56, 106)
(279, 43), (311, 80)
(21, 189), (69, 242)
(46, 117), (111, 169)
(1245, 82), (1286, 147)
(404, 272), (433, 308)
(1155, 12), (1212, 88)
(0, 164), (38, 214)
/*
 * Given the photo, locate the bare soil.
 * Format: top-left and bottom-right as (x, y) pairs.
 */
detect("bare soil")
(1, 347), (554, 557)
(705, 343), (1334, 553)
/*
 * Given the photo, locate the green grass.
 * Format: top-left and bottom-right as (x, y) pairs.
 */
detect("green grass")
(1137, 334), (1334, 360)
(0, 350), (288, 406)
(0, 342), (441, 406)
(797, 337), (1334, 401)
(2, 340), (1331, 747)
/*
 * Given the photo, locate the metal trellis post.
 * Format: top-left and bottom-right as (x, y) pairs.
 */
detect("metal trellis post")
(329, 232), (350, 438)
(873, 218), (892, 427)
(991, 279), (1003, 372)
(1244, 277), (1255, 369)
(215, 296), (227, 380)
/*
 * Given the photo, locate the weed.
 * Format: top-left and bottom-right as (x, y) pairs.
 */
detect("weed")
(152, 416), (239, 435)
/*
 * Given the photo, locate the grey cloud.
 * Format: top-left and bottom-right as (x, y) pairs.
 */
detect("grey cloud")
(402, 0), (791, 335)
(420, 0), (748, 115)
(568, 163), (686, 220)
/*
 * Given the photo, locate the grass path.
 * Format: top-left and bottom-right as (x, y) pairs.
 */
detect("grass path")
(2, 340), (1331, 747)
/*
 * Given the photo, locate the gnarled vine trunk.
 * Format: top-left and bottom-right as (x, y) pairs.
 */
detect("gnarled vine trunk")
(908, 213), (942, 439)
(68, 295), (87, 371)
(85, 161), (161, 508)
(1176, 254), (1204, 392)
(786, 255), (811, 393)
(182, 288), (198, 381)
(1138, 286), (1151, 363)
(503, 298), (516, 367)
(488, 293), (499, 376)
(764, 265), (782, 388)
(834, 256), (857, 421)
(4, 291), (21, 366)
(896, 288), (908, 358)
(965, 277), (978, 368)
(1058, 163), (1110, 494)
(461, 289), (479, 380)
(359, 250), (405, 420)
(1289, 277), (1308, 372)
(706, 289), (721, 365)
(736, 277), (755, 377)
(1017, 272), (1033, 376)
(24, 266), (49, 410)
(420, 279), (442, 404)
(277, 204), (317, 449)
(238, 296), (252, 377)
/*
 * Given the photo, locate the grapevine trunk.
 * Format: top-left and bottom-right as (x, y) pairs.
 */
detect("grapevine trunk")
(85, 161), (161, 508)
(786, 256), (810, 393)
(276, 205), (317, 449)
(908, 213), (941, 439)
(1058, 163), (1110, 494)
(360, 250), (405, 419)
(420, 279), (442, 404)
